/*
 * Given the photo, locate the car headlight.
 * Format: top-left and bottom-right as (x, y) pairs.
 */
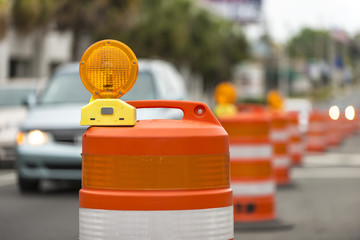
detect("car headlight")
(17, 130), (50, 146)
(345, 106), (355, 120)
(329, 105), (340, 120)
(28, 130), (49, 145)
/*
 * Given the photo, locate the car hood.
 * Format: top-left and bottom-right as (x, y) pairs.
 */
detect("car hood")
(21, 104), (86, 131)
(0, 107), (28, 128)
(21, 104), (183, 131)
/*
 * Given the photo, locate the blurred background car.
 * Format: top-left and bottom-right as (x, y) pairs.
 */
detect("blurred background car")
(16, 59), (187, 192)
(0, 81), (39, 168)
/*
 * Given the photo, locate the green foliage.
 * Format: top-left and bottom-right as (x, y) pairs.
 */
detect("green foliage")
(8, 0), (249, 85)
(11, 0), (57, 33)
(98, 0), (249, 88)
(287, 28), (330, 60)
(0, 0), (11, 38)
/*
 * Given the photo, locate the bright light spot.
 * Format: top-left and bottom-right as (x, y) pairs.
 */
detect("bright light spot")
(16, 132), (25, 145)
(329, 105), (340, 120)
(345, 106), (356, 120)
(28, 130), (48, 145)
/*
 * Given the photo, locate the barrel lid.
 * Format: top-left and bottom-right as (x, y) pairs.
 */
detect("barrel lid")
(83, 100), (229, 155)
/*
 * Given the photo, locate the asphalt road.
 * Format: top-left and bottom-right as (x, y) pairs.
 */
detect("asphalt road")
(1, 135), (360, 240)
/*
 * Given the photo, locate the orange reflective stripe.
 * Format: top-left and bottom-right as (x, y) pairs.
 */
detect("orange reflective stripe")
(222, 123), (269, 138)
(273, 143), (287, 154)
(231, 161), (272, 179)
(290, 135), (301, 142)
(272, 119), (286, 128)
(83, 154), (230, 190)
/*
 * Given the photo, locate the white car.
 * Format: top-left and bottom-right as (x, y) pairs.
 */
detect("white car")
(0, 82), (38, 167)
(16, 59), (188, 191)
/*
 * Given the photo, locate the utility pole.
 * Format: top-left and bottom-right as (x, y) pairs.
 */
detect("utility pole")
(328, 34), (337, 97)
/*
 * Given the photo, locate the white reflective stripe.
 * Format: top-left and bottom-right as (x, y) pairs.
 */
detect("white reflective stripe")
(231, 181), (275, 196)
(79, 206), (234, 240)
(288, 126), (300, 136)
(274, 156), (291, 167)
(229, 144), (272, 159)
(308, 123), (326, 132)
(289, 143), (303, 154)
(270, 130), (288, 141)
(307, 136), (326, 146)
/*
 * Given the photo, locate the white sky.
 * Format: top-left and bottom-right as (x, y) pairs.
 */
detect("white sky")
(259, 0), (360, 43)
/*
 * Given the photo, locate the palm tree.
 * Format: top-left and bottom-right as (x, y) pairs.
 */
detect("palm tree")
(54, 0), (138, 60)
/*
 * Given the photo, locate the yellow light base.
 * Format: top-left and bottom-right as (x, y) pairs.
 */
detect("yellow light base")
(214, 104), (237, 118)
(81, 98), (136, 126)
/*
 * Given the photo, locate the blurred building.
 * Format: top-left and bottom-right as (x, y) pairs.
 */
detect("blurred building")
(199, 0), (262, 23)
(234, 62), (265, 100)
(0, 28), (73, 85)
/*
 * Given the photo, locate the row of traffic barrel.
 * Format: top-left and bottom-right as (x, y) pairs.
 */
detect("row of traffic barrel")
(218, 104), (295, 230)
(217, 103), (359, 230)
(308, 109), (359, 152)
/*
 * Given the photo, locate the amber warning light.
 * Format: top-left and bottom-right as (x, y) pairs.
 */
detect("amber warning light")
(79, 39), (138, 126)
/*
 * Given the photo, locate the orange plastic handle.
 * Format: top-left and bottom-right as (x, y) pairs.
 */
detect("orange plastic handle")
(127, 100), (221, 126)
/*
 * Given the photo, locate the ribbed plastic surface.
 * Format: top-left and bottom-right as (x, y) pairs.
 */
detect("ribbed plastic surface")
(80, 207), (234, 240)
(82, 154), (229, 190)
(85, 46), (129, 93)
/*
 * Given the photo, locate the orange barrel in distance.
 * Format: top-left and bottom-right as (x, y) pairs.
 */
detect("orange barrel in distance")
(326, 115), (342, 147)
(219, 111), (277, 224)
(287, 111), (303, 166)
(341, 116), (352, 138)
(270, 111), (292, 186)
(307, 110), (327, 152)
(353, 110), (360, 134)
(79, 100), (234, 240)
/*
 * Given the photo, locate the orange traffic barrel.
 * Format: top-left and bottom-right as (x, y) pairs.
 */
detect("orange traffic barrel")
(237, 105), (292, 185)
(343, 116), (353, 138)
(336, 115), (347, 142)
(270, 111), (292, 186)
(307, 110), (327, 152)
(287, 111), (303, 166)
(353, 111), (360, 134)
(326, 116), (342, 147)
(221, 104), (292, 230)
(79, 100), (234, 240)
(220, 112), (275, 224)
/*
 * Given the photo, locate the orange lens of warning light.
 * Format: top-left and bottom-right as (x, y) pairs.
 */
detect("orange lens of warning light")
(267, 90), (283, 110)
(214, 82), (237, 104)
(79, 39), (138, 99)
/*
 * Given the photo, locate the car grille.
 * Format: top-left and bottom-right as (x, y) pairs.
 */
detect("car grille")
(44, 162), (82, 170)
(48, 129), (86, 144)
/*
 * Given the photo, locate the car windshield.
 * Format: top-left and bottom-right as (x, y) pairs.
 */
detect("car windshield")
(40, 71), (156, 104)
(0, 88), (35, 107)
